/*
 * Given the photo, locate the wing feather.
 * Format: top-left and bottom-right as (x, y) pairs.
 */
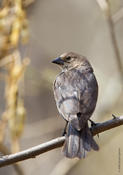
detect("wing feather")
(54, 69), (98, 129)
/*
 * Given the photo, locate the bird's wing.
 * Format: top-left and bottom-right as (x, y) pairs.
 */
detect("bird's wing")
(54, 69), (98, 130)
(54, 70), (87, 116)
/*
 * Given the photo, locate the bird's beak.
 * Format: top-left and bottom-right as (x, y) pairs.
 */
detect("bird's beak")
(52, 57), (64, 65)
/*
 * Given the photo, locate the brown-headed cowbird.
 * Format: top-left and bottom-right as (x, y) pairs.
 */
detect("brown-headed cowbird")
(52, 52), (99, 158)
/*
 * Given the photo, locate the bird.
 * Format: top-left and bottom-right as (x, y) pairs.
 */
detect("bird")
(52, 52), (99, 158)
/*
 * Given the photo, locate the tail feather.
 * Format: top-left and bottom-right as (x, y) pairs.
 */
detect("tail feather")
(63, 123), (80, 158)
(77, 137), (86, 158)
(81, 124), (99, 151)
(62, 123), (99, 158)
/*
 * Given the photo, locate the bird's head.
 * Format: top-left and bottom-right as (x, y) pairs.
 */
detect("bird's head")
(52, 52), (92, 71)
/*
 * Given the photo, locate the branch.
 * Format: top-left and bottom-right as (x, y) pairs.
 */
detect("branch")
(0, 116), (123, 168)
(0, 143), (24, 175)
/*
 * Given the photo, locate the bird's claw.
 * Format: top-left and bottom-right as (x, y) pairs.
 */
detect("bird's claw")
(89, 119), (98, 127)
(62, 130), (67, 136)
(89, 119), (99, 138)
(62, 121), (68, 136)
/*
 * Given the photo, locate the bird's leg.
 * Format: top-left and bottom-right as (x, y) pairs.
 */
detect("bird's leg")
(89, 119), (98, 127)
(62, 121), (68, 136)
(89, 119), (99, 138)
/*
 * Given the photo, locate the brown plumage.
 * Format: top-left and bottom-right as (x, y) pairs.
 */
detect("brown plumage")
(52, 52), (99, 158)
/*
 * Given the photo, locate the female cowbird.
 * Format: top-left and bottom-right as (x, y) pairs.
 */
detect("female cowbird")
(52, 52), (99, 158)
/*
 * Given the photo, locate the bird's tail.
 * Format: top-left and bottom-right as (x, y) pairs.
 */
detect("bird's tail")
(62, 123), (99, 158)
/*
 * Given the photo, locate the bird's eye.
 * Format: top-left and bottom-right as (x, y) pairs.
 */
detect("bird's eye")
(66, 56), (71, 61)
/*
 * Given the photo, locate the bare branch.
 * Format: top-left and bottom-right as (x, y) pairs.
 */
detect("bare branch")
(0, 143), (24, 175)
(0, 116), (123, 168)
(91, 115), (123, 135)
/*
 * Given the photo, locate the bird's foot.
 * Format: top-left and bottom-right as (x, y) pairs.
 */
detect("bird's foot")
(89, 119), (98, 127)
(62, 130), (67, 136)
(89, 119), (99, 138)
(62, 121), (68, 136)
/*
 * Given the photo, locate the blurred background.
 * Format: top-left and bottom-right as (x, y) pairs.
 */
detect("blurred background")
(0, 0), (123, 174)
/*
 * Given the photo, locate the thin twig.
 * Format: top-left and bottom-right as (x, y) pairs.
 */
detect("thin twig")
(91, 115), (123, 135)
(0, 116), (123, 168)
(0, 143), (24, 175)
